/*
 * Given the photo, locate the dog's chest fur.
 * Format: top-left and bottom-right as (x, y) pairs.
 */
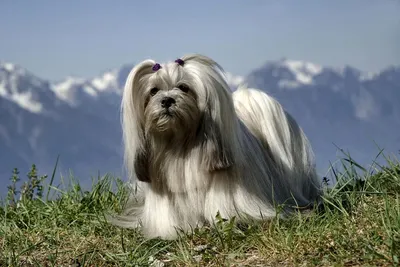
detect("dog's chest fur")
(149, 145), (213, 193)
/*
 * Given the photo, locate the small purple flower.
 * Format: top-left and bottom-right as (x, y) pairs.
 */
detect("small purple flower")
(152, 63), (161, 71)
(175, 58), (185, 66)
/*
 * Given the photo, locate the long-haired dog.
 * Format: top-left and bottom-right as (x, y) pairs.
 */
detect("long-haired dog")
(110, 54), (321, 239)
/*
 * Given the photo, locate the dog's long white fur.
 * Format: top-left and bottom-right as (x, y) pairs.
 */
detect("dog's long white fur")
(110, 54), (321, 239)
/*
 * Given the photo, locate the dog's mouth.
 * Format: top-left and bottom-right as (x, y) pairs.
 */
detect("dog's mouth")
(154, 108), (176, 128)
(162, 108), (175, 117)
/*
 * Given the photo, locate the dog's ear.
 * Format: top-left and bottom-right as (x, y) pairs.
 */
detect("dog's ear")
(181, 54), (238, 172)
(122, 59), (157, 120)
(121, 59), (156, 183)
(133, 149), (151, 182)
(201, 113), (235, 172)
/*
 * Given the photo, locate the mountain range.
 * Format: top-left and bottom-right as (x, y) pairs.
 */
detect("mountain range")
(0, 59), (399, 194)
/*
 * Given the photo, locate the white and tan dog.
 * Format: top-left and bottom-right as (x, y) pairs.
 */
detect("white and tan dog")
(110, 54), (321, 239)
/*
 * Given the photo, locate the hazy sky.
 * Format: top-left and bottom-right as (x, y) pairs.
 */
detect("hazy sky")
(1, 0), (399, 81)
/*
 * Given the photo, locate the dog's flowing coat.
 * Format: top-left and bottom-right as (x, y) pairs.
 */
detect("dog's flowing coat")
(112, 54), (321, 239)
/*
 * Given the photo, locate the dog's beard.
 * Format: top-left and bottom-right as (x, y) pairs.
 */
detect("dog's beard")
(148, 106), (179, 132)
(144, 93), (201, 139)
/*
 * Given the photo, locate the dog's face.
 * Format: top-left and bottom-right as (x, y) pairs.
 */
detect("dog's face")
(140, 64), (202, 137)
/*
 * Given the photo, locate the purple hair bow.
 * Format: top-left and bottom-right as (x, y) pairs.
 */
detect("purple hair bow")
(152, 63), (161, 71)
(175, 58), (184, 66)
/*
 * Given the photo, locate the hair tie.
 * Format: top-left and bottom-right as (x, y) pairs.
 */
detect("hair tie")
(174, 58), (185, 66)
(152, 63), (161, 71)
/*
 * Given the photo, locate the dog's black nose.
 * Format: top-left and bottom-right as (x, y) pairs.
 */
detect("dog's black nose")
(161, 97), (176, 108)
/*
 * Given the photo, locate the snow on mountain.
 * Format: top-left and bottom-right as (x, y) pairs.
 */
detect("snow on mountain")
(51, 70), (122, 106)
(248, 58), (382, 91)
(91, 70), (121, 93)
(0, 62), (79, 116)
(0, 62), (49, 113)
(276, 59), (323, 88)
(51, 77), (87, 105)
(50, 64), (139, 109)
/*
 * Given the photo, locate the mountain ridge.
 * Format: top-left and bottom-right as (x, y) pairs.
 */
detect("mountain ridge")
(0, 59), (399, 195)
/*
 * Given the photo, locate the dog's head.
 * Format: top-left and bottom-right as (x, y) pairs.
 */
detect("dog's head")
(121, 54), (240, 182)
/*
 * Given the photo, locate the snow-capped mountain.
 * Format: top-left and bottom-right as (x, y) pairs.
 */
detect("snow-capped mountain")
(0, 62), (124, 194)
(0, 59), (399, 195)
(246, 59), (400, 172)
(0, 63), (61, 114)
(50, 64), (134, 107)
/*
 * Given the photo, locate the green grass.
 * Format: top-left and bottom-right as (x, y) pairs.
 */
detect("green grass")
(1, 152), (399, 266)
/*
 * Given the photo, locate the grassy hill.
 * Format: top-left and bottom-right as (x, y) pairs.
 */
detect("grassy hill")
(1, 153), (399, 267)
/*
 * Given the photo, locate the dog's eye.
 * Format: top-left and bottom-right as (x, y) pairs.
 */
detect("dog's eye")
(177, 84), (190, 93)
(150, 87), (159, 96)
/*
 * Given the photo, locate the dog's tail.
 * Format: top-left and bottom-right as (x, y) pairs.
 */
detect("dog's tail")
(105, 182), (145, 230)
(232, 86), (321, 208)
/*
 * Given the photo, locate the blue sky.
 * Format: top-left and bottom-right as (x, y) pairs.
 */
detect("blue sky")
(1, 0), (399, 81)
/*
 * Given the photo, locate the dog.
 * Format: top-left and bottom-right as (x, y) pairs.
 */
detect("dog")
(109, 54), (321, 239)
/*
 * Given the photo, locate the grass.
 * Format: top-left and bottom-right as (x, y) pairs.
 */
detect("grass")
(0, 152), (399, 267)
